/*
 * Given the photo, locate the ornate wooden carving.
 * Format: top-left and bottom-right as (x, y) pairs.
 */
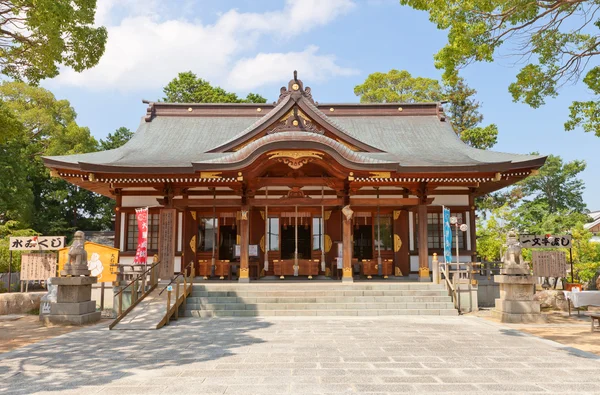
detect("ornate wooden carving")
(275, 70), (316, 105)
(268, 150), (324, 170)
(394, 234), (402, 252)
(285, 187), (305, 199)
(200, 172), (222, 179)
(268, 107), (324, 135)
(369, 171), (391, 179)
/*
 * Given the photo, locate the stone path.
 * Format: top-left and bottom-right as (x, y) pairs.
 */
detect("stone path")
(1, 316), (599, 394)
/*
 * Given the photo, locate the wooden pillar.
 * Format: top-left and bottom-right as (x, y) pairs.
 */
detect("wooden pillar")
(342, 209), (353, 283)
(393, 210), (409, 276)
(417, 200), (430, 281)
(239, 206), (250, 283)
(183, 210), (197, 277)
(469, 193), (477, 262)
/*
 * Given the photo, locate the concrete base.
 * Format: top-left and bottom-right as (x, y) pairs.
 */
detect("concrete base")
(42, 311), (101, 325)
(500, 264), (530, 275)
(457, 285), (478, 313)
(238, 277), (250, 283)
(342, 277), (354, 283)
(42, 276), (100, 326)
(494, 299), (540, 314)
(50, 300), (96, 315)
(418, 276), (432, 282)
(491, 310), (546, 324)
(492, 274), (543, 323)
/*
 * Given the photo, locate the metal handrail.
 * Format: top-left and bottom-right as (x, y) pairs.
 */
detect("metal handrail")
(158, 260), (194, 296)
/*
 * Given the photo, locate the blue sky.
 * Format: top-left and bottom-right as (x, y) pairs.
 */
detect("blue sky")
(42, 0), (599, 209)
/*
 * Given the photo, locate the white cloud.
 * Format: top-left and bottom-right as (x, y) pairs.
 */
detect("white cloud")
(50, 0), (357, 93)
(227, 46), (358, 90)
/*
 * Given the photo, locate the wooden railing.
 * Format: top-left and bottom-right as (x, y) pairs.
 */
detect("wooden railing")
(109, 256), (161, 330)
(157, 261), (195, 329)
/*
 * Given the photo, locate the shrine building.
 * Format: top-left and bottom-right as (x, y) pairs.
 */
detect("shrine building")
(43, 72), (545, 282)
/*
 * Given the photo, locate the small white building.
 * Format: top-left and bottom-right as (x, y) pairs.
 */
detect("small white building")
(585, 210), (600, 243)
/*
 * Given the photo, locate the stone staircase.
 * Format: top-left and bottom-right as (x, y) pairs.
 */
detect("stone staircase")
(183, 282), (458, 317)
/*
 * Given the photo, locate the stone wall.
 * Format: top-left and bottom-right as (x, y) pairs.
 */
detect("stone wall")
(0, 292), (44, 315)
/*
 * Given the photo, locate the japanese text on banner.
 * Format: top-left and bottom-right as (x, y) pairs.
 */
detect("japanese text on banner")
(133, 208), (148, 265)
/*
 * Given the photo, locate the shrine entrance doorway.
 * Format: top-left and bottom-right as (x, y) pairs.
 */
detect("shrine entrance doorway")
(280, 224), (311, 260)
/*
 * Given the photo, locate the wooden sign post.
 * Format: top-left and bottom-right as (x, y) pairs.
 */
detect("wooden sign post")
(158, 209), (177, 279)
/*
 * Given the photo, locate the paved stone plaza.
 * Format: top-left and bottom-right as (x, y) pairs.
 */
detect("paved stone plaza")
(1, 316), (599, 394)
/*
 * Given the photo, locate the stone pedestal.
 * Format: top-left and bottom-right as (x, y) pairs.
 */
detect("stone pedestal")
(492, 275), (545, 323)
(41, 277), (101, 325)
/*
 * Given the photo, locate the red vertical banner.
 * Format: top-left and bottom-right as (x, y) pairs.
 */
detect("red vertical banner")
(133, 208), (148, 265)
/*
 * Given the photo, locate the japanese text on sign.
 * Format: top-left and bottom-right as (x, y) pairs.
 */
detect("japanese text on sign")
(20, 253), (57, 280)
(519, 234), (572, 249)
(9, 236), (65, 251)
(532, 250), (567, 278)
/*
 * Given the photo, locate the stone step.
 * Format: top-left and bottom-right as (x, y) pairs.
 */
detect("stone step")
(190, 290), (449, 297)
(191, 284), (447, 291)
(184, 309), (458, 317)
(185, 295), (453, 304)
(184, 302), (456, 311)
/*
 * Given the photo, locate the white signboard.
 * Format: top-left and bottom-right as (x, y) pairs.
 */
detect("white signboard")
(234, 245), (259, 257)
(532, 250), (567, 278)
(249, 245), (258, 257)
(519, 234), (572, 249)
(20, 253), (58, 281)
(9, 236), (65, 251)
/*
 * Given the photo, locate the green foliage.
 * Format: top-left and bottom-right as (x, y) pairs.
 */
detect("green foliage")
(0, 82), (122, 237)
(0, 101), (32, 225)
(355, 70), (497, 149)
(354, 69), (442, 103)
(99, 127), (134, 150)
(163, 71), (267, 103)
(517, 154), (586, 215)
(445, 78), (498, 149)
(476, 153), (594, 284)
(400, 0), (600, 136)
(0, 221), (36, 273)
(476, 206), (514, 262)
(570, 224), (600, 284)
(0, 0), (107, 83)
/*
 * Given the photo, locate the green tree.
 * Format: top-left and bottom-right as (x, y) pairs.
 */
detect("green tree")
(0, 221), (36, 274)
(476, 205), (514, 261)
(400, 0), (600, 136)
(100, 127), (134, 150)
(354, 69), (442, 103)
(516, 154), (586, 215)
(355, 70), (498, 149)
(0, 101), (32, 225)
(0, 0), (107, 83)
(163, 71), (267, 103)
(0, 81), (112, 235)
(570, 224), (600, 284)
(445, 78), (498, 149)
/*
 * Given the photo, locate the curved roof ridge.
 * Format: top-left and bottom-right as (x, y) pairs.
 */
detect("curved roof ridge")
(206, 96), (293, 152)
(196, 132), (395, 166)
